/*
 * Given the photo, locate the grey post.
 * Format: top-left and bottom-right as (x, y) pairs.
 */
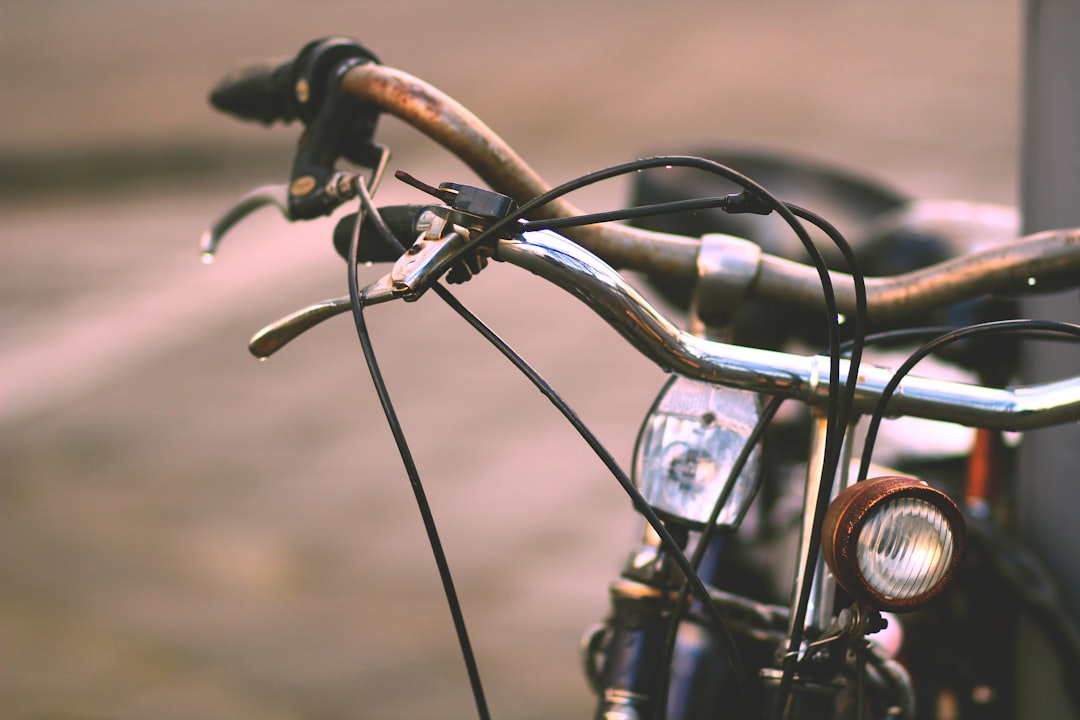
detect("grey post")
(1018, 1), (1080, 717)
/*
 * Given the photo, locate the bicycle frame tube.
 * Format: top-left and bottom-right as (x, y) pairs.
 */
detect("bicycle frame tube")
(787, 415), (857, 641)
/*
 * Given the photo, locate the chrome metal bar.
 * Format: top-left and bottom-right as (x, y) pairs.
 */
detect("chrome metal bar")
(497, 230), (1080, 430)
(788, 415), (856, 639)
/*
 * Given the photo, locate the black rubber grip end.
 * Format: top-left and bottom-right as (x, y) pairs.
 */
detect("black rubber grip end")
(209, 58), (296, 125)
(333, 205), (428, 263)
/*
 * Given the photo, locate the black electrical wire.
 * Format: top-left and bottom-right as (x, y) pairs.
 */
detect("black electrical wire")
(845, 320), (1080, 720)
(519, 195), (743, 232)
(506, 173), (869, 720)
(360, 155), (867, 718)
(697, 398), (787, 562)
(354, 177), (756, 717)
(771, 204), (866, 715)
(347, 180), (491, 720)
(839, 326), (959, 355)
(839, 325), (1080, 355)
(856, 319), (1080, 485)
(464, 156), (858, 720)
(469, 156), (850, 511)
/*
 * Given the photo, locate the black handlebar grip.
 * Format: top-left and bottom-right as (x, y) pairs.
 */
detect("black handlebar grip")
(333, 205), (428, 263)
(210, 39), (380, 128)
(209, 58), (298, 125)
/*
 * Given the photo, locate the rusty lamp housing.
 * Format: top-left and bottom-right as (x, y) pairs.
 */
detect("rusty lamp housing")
(822, 476), (966, 613)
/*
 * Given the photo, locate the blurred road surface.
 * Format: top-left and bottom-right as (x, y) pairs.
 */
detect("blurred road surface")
(2, 2), (1022, 719)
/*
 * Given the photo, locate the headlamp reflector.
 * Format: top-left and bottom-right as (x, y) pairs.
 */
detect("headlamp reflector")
(633, 376), (762, 529)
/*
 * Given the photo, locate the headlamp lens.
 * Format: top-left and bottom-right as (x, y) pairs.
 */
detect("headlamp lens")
(633, 376), (762, 528)
(857, 496), (955, 601)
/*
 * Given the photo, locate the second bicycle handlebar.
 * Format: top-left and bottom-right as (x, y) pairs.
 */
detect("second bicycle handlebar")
(337, 63), (1080, 320)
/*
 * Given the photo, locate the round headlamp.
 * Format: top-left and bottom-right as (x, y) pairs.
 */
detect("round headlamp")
(822, 476), (965, 613)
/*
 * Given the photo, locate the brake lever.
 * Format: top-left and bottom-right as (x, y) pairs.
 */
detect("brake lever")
(246, 177), (515, 358)
(247, 273), (402, 359)
(248, 296), (352, 358)
(199, 183), (291, 261)
(246, 209), (420, 359)
(203, 37), (390, 260)
(246, 218), (470, 359)
(200, 150), (390, 261)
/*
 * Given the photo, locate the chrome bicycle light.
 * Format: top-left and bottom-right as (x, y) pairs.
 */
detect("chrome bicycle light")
(822, 476), (965, 613)
(632, 375), (762, 529)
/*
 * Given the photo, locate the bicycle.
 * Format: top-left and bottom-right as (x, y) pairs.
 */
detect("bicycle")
(203, 37), (1080, 719)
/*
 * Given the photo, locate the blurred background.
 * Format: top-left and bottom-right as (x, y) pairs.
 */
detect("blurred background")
(2, 2), (1024, 718)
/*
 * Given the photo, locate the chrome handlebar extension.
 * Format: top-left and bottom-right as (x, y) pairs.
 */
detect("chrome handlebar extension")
(492, 230), (1080, 431)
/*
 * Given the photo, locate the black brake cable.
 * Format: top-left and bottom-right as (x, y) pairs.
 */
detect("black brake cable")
(497, 170), (848, 490)
(475, 157), (851, 502)
(472, 157), (860, 719)
(772, 204), (866, 715)
(486, 178), (961, 704)
(560, 197), (868, 718)
(346, 180), (491, 720)
(353, 157), (858, 719)
(519, 195), (743, 231)
(856, 319), (1080, 485)
(658, 203), (865, 720)
(357, 168), (791, 718)
(840, 325), (1080, 355)
(786, 203), (868, 424)
(509, 170), (862, 496)
(351, 177), (763, 716)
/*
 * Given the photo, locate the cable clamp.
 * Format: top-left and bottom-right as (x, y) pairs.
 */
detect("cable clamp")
(692, 233), (763, 328)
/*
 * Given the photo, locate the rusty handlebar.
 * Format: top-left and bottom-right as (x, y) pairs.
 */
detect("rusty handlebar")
(341, 63), (1080, 322)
